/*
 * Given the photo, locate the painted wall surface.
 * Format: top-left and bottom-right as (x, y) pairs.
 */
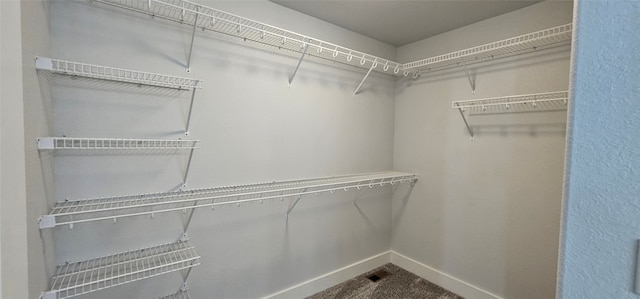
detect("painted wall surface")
(42, 1), (397, 298)
(0, 1), (29, 298)
(558, 0), (640, 298)
(392, 2), (572, 298)
(20, 1), (57, 298)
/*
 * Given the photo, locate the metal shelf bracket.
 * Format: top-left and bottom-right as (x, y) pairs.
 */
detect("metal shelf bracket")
(457, 108), (474, 139)
(39, 291), (56, 299)
(185, 6), (200, 73)
(289, 42), (309, 86)
(461, 60), (476, 94)
(286, 187), (308, 220)
(354, 57), (378, 96)
(38, 215), (57, 229)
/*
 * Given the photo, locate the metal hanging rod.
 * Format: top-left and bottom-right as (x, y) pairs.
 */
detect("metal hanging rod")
(39, 240), (200, 299)
(38, 171), (419, 229)
(403, 24), (572, 74)
(35, 56), (202, 90)
(451, 91), (569, 138)
(37, 137), (200, 150)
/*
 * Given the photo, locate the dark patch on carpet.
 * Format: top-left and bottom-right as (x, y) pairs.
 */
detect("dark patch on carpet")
(306, 263), (464, 299)
(367, 270), (391, 282)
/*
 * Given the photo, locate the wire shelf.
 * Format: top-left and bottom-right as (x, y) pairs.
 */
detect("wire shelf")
(404, 24), (572, 74)
(37, 137), (200, 150)
(93, 0), (402, 75)
(35, 56), (202, 90)
(157, 289), (191, 299)
(38, 171), (419, 228)
(40, 240), (200, 299)
(92, 0), (572, 78)
(452, 91), (569, 114)
(451, 91), (569, 139)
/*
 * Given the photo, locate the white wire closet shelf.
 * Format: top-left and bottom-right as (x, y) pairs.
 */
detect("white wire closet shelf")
(93, 0), (402, 76)
(35, 57), (202, 90)
(39, 240), (200, 299)
(38, 171), (419, 229)
(452, 91), (569, 138)
(404, 24), (572, 74)
(92, 0), (572, 79)
(157, 289), (191, 299)
(37, 137), (200, 150)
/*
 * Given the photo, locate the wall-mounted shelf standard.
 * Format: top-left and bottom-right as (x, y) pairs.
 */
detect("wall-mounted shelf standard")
(38, 171), (419, 229)
(452, 91), (569, 138)
(39, 240), (200, 299)
(37, 137), (200, 150)
(403, 24), (572, 75)
(35, 56), (202, 134)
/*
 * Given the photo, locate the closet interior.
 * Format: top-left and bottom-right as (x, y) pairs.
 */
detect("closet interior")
(22, 0), (573, 298)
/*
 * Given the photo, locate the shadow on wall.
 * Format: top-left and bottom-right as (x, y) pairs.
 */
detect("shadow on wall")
(468, 123), (567, 137)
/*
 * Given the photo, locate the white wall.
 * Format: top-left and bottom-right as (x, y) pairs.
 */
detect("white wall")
(40, 1), (398, 298)
(0, 1), (30, 298)
(558, 0), (640, 297)
(392, 2), (572, 298)
(20, 1), (57, 298)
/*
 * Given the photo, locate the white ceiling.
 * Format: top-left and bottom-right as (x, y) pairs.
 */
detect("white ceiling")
(270, 0), (541, 47)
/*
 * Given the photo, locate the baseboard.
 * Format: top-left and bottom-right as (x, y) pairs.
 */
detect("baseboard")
(390, 251), (503, 299)
(262, 251), (392, 299)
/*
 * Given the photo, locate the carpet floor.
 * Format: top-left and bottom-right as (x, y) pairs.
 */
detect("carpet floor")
(306, 263), (464, 299)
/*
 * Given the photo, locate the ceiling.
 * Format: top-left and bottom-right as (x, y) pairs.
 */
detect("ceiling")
(270, 0), (542, 47)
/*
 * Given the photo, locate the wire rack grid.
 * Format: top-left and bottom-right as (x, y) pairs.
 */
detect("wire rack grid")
(35, 57), (202, 90)
(42, 240), (200, 299)
(39, 172), (419, 228)
(36, 137), (200, 150)
(452, 91), (569, 114)
(402, 24), (572, 74)
(93, 0), (402, 75)
(91, 1), (572, 79)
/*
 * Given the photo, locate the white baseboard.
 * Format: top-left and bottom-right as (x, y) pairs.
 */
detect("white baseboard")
(390, 251), (503, 299)
(263, 250), (501, 299)
(262, 251), (391, 299)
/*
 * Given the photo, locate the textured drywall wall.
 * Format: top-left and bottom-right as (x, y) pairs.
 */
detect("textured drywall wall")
(20, 1), (57, 298)
(392, 1), (572, 298)
(558, 0), (640, 298)
(0, 1), (29, 298)
(44, 1), (397, 298)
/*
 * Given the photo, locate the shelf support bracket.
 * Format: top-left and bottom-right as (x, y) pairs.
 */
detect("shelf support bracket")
(184, 87), (197, 135)
(181, 148), (195, 189)
(39, 291), (56, 299)
(461, 60), (476, 93)
(354, 58), (377, 96)
(352, 187), (369, 207)
(457, 108), (474, 139)
(288, 43), (309, 86)
(182, 201), (198, 233)
(186, 7), (200, 73)
(286, 188), (308, 220)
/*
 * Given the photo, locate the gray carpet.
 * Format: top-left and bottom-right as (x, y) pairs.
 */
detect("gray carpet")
(307, 263), (464, 299)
